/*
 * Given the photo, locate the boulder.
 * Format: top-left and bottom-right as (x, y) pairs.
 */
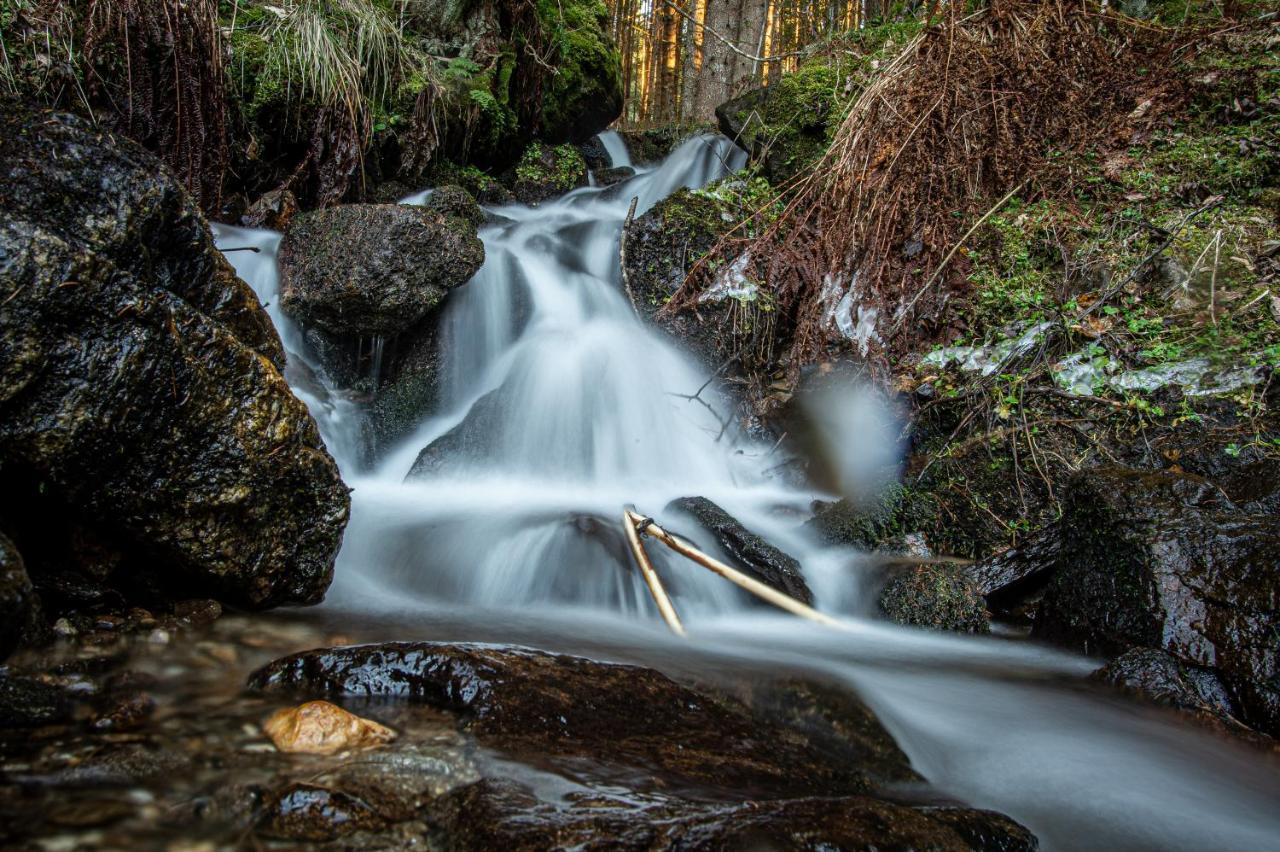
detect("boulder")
(421, 184), (486, 227)
(622, 185), (742, 367)
(0, 108), (348, 610)
(596, 165), (636, 186)
(240, 187), (299, 232)
(406, 390), (504, 479)
(250, 642), (1035, 849)
(1034, 467), (1280, 736)
(878, 563), (990, 634)
(1091, 648), (1246, 731)
(619, 125), (709, 164)
(666, 497), (814, 605)
(365, 321), (444, 459)
(249, 642), (912, 797)
(278, 203), (483, 338)
(508, 142), (589, 205)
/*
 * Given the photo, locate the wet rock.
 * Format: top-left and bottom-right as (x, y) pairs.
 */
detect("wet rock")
(421, 185), (485, 228)
(260, 783), (385, 841)
(0, 674), (74, 728)
(619, 125), (708, 164)
(579, 135), (610, 172)
(405, 390), (504, 479)
(310, 738), (480, 822)
(509, 142), (589, 205)
(596, 165), (636, 187)
(666, 497), (814, 605)
(365, 321), (443, 461)
(1092, 648), (1246, 730)
(278, 203), (483, 338)
(0, 108), (349, 610)
(878, 564), (990, 634)
(262, 700), (397, 755)
(1035, 467), (1280, 736)
(622, 186), (741, 368)
(41, 744), (190, 786)
(240, 187), (299, 232)
(0, 532), (39, 658)
(89, 691), (155, 733)
(249, 642), (915, 797)
(428, 778), (1036, 851)
(715, 69), (838, 184)
(965, 531), (1061, 609)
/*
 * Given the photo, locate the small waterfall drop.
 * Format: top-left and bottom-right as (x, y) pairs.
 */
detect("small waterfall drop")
(214, 132), (1280, 852)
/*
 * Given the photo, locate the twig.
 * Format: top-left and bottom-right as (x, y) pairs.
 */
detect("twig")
(1084, 195), (1224, 317)
(622, 508), (686, 636)
(628, 510), (845, 628)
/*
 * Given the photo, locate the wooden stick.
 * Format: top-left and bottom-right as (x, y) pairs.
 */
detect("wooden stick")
(622, 509), (686, 637)
(625, 510), (843, 628)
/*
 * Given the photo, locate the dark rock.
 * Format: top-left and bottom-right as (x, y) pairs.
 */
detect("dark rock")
(0, 674), (73, 728)
(240, 187), (299, 232)
(965, 530), (1062, 619)
(715, 63), (839, 184)
(1034, 467), (1280, 736)
(622, 186), (742, 369)
(509, 143), (589, 205)
(0, 108), (349, 610)
(278, 203), (483, 338)
(666, 497), (814, 605)
(260, 784), (386, 841)
(618, 125), (710, 164)
(422, 185), (486, 227)
(365, 322), (443, 460)
(0, 532), (39, 658)
(1092, 648), (1244, 728)
(249, 642), (915, 798)
(428, 778), (1036, 851)
(878, 564), (990, 634)
(405, 390), (504, 479)
(579, 135), (610, 172)
(596, 165), (636, 186)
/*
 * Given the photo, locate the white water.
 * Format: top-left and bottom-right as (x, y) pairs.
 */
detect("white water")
(214, 134), (1280, 851)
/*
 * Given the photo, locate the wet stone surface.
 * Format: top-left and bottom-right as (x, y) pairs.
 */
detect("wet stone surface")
(0, 616), (1044, 849)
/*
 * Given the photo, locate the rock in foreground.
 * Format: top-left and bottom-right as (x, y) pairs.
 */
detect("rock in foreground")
(0, 108), (349, 614)
(250, 641), (1036, 848)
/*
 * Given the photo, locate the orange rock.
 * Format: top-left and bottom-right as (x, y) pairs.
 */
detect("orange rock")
(262, 700), (396, 755)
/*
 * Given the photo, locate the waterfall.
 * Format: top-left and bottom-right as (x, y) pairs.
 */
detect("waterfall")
(214, 133), (1280, 852)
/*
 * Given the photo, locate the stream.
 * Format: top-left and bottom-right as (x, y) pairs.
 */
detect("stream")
(214, 133), (1280, 851)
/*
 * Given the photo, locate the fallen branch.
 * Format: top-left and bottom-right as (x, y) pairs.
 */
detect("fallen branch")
(622, 508), (686, 636)
(626, 509), (843, 628)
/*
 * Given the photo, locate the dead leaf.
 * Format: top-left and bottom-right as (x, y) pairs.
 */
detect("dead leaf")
(263, 701), (396, 755)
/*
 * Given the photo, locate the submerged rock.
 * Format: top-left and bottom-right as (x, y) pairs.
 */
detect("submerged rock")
(279, 203), (483, 339)
(405, 390), (504, 479)
(666, 497), (814, 605)
(249, 641), (914, 797)
(1034, 467), (1280, 736)
(0, 108), (349, 612)
(260, 783), (386, 841)
(263, 700), (397, 755)
(0, 674), (73, 728)
(365, 322), (444, 459)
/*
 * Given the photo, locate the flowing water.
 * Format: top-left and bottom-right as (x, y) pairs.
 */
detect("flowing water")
(214, 135), (1280, 851)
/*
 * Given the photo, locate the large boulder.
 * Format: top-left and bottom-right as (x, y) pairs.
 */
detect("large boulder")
(1033, 467), (1280, 736)
(278, 203), (483, 339)
(249, 642), (1035, 849)
(406, 389), (504, 479)
(507, 142), (588, 205)
(0, 108), (349, 610)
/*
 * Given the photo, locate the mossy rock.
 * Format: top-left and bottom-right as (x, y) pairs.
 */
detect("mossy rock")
(715, 60), (842, 184)
(509, 142), (588, 204)
(533, 0), (623, 143)
(878, 565), (990, 634)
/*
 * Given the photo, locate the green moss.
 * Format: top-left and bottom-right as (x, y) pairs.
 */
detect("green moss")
(514, 142), (587, 193)
(533, 0), (622, 141)
(878, 565), (989, 634)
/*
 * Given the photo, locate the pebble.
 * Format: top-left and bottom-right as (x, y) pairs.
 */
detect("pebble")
(262, 701), (397, 755)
